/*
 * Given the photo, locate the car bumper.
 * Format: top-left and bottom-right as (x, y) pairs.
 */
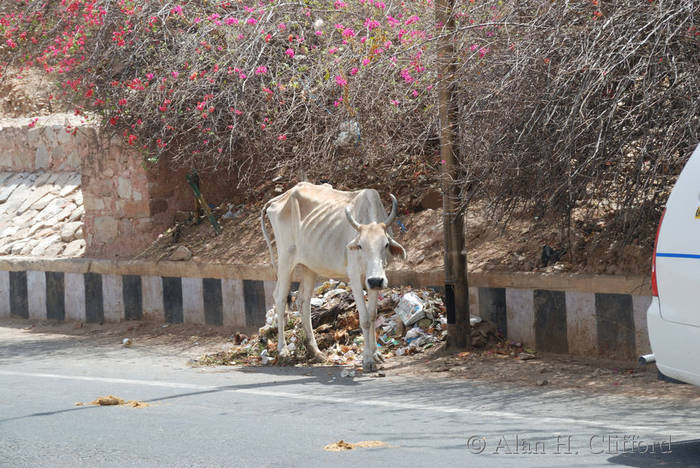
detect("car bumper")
(647, 297), (700, 386)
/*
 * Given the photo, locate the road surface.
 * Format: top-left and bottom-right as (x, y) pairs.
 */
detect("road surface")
(1, 323), (699, 467)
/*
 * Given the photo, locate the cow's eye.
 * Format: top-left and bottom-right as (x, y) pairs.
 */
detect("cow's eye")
(357, 245), (362, 250)
(385, 243), (389, 249)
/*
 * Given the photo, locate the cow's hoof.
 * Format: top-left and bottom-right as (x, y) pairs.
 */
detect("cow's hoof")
(308, 350), (327, 363)
(373, 351), (385, 363)
(363, 358), (378, 373)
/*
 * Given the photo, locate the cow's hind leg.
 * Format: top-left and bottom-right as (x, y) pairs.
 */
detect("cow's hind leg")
(274, 260), (293, 358)
(298, 268), (325, 363)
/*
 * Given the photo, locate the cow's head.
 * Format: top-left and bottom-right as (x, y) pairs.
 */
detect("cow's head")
(345, 195), (407, 290)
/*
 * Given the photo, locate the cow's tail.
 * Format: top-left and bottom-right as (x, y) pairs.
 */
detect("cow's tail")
(260, 200), (277, 269)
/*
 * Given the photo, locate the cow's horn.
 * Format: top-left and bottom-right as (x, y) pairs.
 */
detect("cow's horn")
(345, 206), (361, 231)
(384, 194), (398, 226)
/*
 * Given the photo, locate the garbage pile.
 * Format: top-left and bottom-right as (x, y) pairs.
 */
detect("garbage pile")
(196, 280), (506, 367)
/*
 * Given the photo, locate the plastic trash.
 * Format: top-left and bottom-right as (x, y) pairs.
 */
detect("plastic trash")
(265, 308), (276, 326)
(395, 292), (425, 325)
(310, 298), (324, 307)
(323, 288), (347, 301)
(122, 338), (132, 347)
(260, 349), (272, 365)
(470, 315), (482, 325)
(405, 328), (423, 340)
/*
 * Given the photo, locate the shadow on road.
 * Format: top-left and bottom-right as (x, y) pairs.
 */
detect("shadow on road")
(607, 438), (700, 467)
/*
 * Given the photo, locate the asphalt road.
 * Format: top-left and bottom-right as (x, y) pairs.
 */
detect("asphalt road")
(1, 325), (699, 467)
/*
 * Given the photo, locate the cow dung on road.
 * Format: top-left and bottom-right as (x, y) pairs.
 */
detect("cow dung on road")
(75, 395), (150, 408)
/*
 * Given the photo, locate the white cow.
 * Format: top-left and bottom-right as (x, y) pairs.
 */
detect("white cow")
(261, 182), (406, 371)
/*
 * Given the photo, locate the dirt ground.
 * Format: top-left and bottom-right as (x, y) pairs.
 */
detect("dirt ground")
(135, 198), (653, 276)
(3, 318), (697, 402)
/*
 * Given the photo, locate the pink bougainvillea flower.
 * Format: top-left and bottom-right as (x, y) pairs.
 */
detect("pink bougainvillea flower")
(278, 23), (287, 30)
(470, 43), (479, 52)
(478, 47), (488, 58)
(440, 159), (446, 165)
(412, 89), (419, 97)
(171, 71), (179, 78)
(342, 28), (355, 38)
(127, 134), (137, 145)
(350, 67), (359, 75)
(335, 75), (347, 86)
(225, 17), (239, 25)
(334, 0), (346, 8)
(239, 73), (247, 79)
(285, 48), (295, 57)
(247, 17), (257, 25)
(146, 73), (154, 80)
(364, 18), (381, 30)
(390, 99), (399, 105)
(362, 58), (371, 66)
(118, 98), (127, 106)
(328, 47), (338, 54)
(278, 134), (287, 141)
(171, 5), (183, 15)
(405, 15), (420, 25)
(315, 31), (323, 36)
(255, 66), (268, 75)
(27, 118), (39, 128)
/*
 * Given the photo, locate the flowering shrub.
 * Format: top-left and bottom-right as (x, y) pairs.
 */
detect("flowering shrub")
(1, 0), (698, 246)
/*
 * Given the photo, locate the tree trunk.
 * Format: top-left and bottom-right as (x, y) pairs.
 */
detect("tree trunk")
(436, 0), (470, 350)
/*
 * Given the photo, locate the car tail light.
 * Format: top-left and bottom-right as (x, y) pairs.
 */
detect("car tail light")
(651, 209), (666, 297)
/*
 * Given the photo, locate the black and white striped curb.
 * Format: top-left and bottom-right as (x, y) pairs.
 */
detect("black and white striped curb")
(0, 270), (651, 361)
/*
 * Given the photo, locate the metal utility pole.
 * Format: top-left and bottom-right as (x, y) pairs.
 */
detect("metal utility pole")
(436, 0), (470, 350)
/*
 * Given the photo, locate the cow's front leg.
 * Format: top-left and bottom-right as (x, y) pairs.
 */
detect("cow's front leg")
(366, 289), (383, 363)
(350, 276), (375, 372)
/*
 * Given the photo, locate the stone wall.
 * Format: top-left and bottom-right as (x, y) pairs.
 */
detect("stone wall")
(0, 115), (88, 172)
(81, 139), (195, 258)
(0, 115), (213, 258)
(2, 114), (241, 259)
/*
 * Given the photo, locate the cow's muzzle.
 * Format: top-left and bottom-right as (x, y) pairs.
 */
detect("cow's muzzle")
(366, 277), (386, 290)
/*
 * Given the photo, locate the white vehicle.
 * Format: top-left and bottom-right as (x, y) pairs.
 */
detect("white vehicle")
(646, 142), (700, 386)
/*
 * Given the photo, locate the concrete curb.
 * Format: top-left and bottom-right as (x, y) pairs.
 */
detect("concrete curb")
(0, 258), (652, 361)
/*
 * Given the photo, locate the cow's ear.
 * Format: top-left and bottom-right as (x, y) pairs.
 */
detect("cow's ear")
(387, 235), (406, 259)
(347, 236), (362, 251)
